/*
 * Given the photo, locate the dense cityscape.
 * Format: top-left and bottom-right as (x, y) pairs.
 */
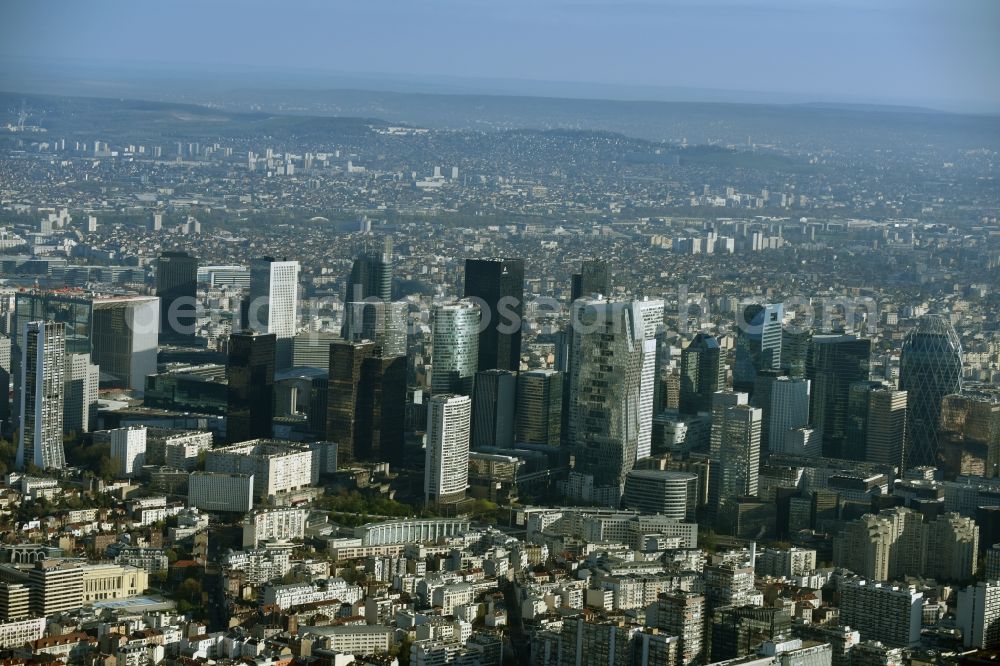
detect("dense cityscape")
(0, 4), (999, 666)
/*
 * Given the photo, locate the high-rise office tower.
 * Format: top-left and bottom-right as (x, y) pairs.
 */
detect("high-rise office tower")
(16, 322), (66, 470)
(753, 373), (810, 454)
(430, 300), (480, 396)
(900, 315), (963, 468)
(679, 333), (725, 415)
(342, 238), (403, 355)
(807, 334), (872, 458)
(247, 257), (299, 369)
(515, 368), (562, 446)
(472, 369), (516, 449)
(463, 258), (524, 372)
(226, 331), (276, 443)
(781, 327), (811, 378)
(342, 300), (407, 357)
(939, 392), (1000, 478)
(733, 303), (783, 394)
(63, 353), (98, 435)
(568, 299), (645, 505)
(90, 296), (159, 391)
(361, 354), (407, 462)
(424, 393), (471, 507)
(570, 258), (610, 302)
(327, 340), (376, 462)
(847, 381), (908, 469)
(11, 293), (127, 408)
(344, 237), (392, 303)
(156, 251), (198, 344)
(709, 391), (761, 525)
(326, 341), (406, 463)
(634, 299), (665, 460)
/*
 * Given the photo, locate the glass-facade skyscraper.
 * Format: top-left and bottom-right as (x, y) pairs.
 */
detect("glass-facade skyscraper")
(226, 331), (276, 443)
(463, 258), (524, 372)
(807, 333), (872, 459)
(156, 251), (198, 345)
(733, 303), (783, 394)
(430, 300), (480, 396)
(679, 333), (725, 415)
(900, 314), (963, 468)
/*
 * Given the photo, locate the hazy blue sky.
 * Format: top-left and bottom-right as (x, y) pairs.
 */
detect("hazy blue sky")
(2, 0), (998, 111)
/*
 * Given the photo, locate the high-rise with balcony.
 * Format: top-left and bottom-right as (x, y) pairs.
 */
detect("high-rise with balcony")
(16, 321), (65, 470)
(424, 394), (472, 508)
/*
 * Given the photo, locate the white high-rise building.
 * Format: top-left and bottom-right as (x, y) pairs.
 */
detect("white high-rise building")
(248, 257), (300, 339)
(430, 300), (480, 396)
(958, 581), (1000, 649)
(424, 394), (471, 506)
(634, 299), (665, 461)
(16, 322), (66, 470)
(110, 426), (147, 477)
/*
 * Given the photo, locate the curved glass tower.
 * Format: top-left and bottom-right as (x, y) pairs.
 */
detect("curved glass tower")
(900, 315), (962, 468)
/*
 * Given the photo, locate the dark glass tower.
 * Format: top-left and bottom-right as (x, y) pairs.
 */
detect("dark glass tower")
(900, 315), (962, 468)
(807, 334), (872, 458)
(463, 258), (524, 372)
(472, 369), (516, 449)
(326, 340), (406, 463)
(570, 259), (610, 302)
(226, 331), (276, 443)
(679, 332), (725, 415)
(156, 251), (198, 344)
(345, 238), (392, 303)
(327, 340), (376, 463)
(363, 354), (407, 462)
(733, 303), (783, 394)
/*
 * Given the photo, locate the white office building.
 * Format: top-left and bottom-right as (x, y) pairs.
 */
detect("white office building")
(110, 426), (147, 477)
(248, 257), (299, 339)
